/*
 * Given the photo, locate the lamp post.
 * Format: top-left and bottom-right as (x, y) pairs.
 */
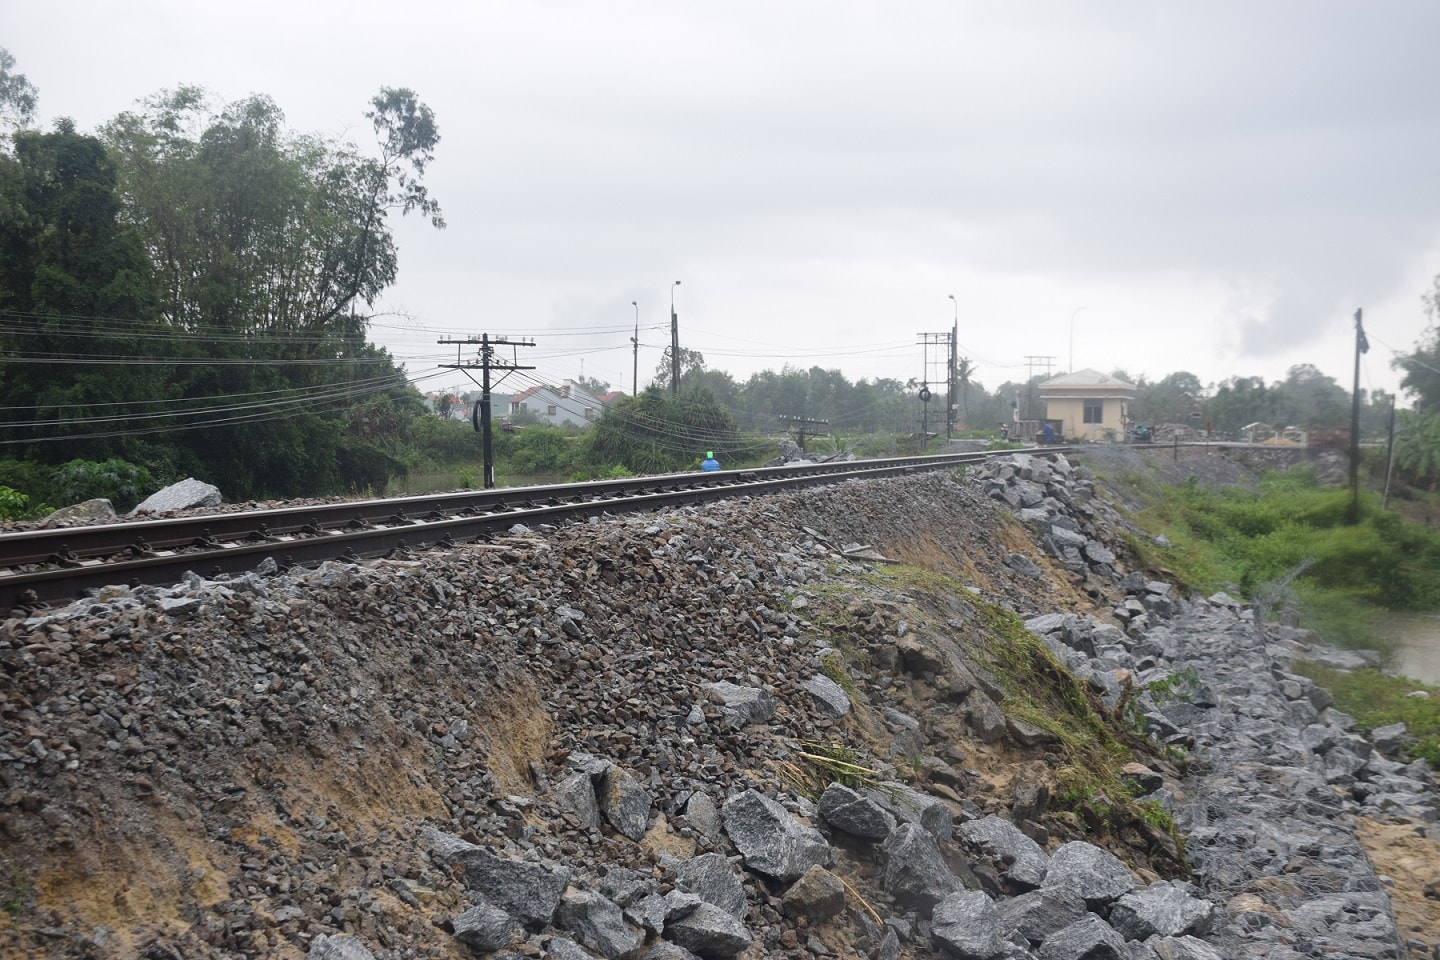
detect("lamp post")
(630, 301), (639, 396)
(1069, 305), (1088, 373)
(670, 280), (681, 395)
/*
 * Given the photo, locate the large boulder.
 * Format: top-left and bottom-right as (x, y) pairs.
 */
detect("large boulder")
(423, 829), (569, 927)
(664, 852), (747, 920)
(781, 865), (846, 923)
(997, 887), (1088, 947)
(307, 937), (376, 959)
(958, 815), (1049, 890)
(801, 674), (852, 718)
(1107, 881), (1216, 940)
(863, 781), (953, 841)
(556, 890), (642, 958)
(1040, 841), (1136, 910)
(700, 681), (776, 729)
(597, 763), (653, 840)
(881, 823), (961, 909)
(451, 900), (521, 952)
(817, 783), (896, 840)
(930, 890), (1007, 960)
(1036, 913), (1130, 960)
(129, 477), (222, 515)
(664, 902), (752, 958)
(722, 789), (832, 881)
(41, 498), (116, 528)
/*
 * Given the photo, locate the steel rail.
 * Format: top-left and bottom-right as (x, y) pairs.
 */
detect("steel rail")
(0, 453), (984, 569)
(5, 450), (1026, 610)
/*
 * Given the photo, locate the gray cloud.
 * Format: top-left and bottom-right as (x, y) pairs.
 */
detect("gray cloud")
(6, 0), (1438, 396)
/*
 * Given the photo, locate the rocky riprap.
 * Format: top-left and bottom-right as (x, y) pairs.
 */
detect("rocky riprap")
(1, 454), (1435, 959)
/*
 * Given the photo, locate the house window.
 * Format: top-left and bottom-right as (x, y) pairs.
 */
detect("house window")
(547, 404), (557, 416)
(1083, 400), (1103, 424)
(585, 408), (595, 420)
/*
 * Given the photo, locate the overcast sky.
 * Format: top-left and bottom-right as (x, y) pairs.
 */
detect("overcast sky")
(6, 2), (1439, 406)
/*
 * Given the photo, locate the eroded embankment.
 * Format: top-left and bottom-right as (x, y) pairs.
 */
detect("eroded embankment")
(0, 456), (1433, 960)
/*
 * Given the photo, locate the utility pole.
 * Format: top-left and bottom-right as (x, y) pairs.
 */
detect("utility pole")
(1023, 355), (1056, 421)
(918, 330), (952, 447)
(440, 333), (534, 489)
(777, 414), (829, 453)
(631, 300), (639, 397)
(670, 280), (682, 395)
(946, 294), (958, 441)
(1349, 308), (1368, 524)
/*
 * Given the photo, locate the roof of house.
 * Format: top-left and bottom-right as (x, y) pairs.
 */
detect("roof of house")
(509, 385), (543, 404)
(1038, 368), (1137, 391)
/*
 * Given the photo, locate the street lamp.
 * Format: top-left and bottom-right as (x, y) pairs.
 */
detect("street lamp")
(1069, 306), (1088, 373)
(670, 280), (682, 395)
(630, 300), (639, 397)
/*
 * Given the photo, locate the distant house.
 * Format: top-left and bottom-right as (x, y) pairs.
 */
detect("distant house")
(1038, 369), (1137, 442)
(507, 380), (618, 428)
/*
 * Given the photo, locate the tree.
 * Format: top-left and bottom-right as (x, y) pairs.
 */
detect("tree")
(1396, 410), (1440, 489)
(586, 385), (739, 474)
(104, 86), (444, 335)
(0, 122), (170, 465)
(1271, 364), (1349, 428)
(0, 87), (446, 499)
(652, 346), (707, 392)
(0, 48), (38, 139)
(1397, 325), (1440, 411)
(956, 357), (974, 424)
(1204, 376), (1274, 435)
(1131, 371), (1204, 425)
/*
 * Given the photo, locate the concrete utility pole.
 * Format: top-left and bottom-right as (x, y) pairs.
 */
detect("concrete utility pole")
(439, 333), (535, 489)
(1349, 308), (1368, 524)
(631, 301), (639, 397)
(670, 281), (682, 395)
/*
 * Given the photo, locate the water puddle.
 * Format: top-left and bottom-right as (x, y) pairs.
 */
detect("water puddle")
(1373, 611), (1440, 686)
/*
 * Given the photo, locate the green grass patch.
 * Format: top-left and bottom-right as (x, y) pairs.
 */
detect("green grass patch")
(1291, 664), (1440, 765)
(856, 561), (1187, 857)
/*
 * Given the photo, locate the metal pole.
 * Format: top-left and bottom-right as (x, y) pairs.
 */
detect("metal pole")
(631, 300), (639, 397)
(481, 333), (495, 489)
(1349, 308), (1363, 523)
(1383, 396), (1397, 510)
(947, 294), (958, 441)
(670, 280), (681, 395)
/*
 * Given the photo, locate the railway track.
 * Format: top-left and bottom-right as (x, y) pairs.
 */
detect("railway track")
(3, 450), (1015, 610)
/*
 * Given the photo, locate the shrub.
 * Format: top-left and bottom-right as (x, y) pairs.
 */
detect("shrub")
(47, 459), (152, 511)
(0, 486), (45, 521)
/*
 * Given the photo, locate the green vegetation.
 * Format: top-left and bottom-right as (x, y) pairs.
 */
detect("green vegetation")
(0, 485), (43, 521)
(1128, 465), (1440, 643)
(2, 61), (442, 503)
(792, 741), (882, 793)
(1, 859), (26, 919)
(1110, 450), (1440, 771)
(1293, 665), (1440, 767)
(972, 597), (1184, 847)
(820, 652), (862, 699)
(854, 562), (1187, 855)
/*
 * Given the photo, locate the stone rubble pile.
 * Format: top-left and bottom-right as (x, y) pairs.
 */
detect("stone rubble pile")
(0, 455), (1433, 960)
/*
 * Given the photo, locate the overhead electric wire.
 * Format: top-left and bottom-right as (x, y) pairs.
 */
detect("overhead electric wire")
(0, 371), (410, 413)
(0, 367), (450, 444)
(0, 371), (431, 429)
